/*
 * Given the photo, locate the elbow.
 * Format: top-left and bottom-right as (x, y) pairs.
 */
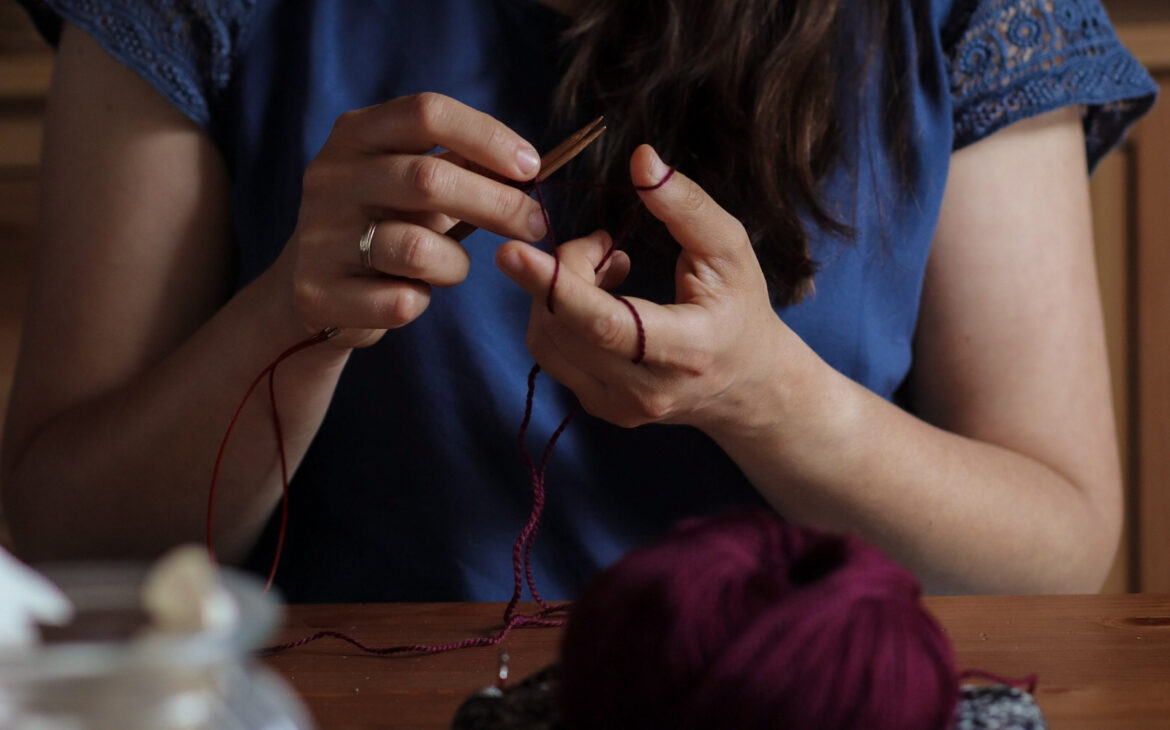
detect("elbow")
(1052, 473), (1124, 595)
(1076, 503), (1123, 595)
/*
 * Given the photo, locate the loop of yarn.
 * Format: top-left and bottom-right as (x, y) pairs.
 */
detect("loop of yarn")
(558, 510), (960, 730)
(209, 166), (659, 655)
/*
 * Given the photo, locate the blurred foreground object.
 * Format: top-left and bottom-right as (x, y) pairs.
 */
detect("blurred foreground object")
(0, 546), (71, 652)
(0, 547), (313, 730)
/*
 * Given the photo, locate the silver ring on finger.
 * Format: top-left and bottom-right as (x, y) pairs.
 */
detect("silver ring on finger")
(358, 221), (378, 270)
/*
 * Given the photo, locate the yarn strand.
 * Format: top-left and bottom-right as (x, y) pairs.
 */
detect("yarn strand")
(206, 327), (335, 590)
(210, 169), (660, 656)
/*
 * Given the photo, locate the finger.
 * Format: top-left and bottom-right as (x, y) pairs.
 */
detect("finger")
(298, 276), (432, 331)
(332, 93), (541, 182)
(595, 250), (630, 291)
(499, 238), (708, 366)
(551, 228), (630, 289)
(435, 149), (508, 185)
(497, 235), (646, 362)
(524, 323), (608, 402)
(356, 154), (547, 242)
(396, 210), (459, 234)
(629, 144), (753, 267)
(528, 305), (646, 388)
(555, 229), (618, 279)
(366, 221), (471, 288)
(524, 228), (631, 287)
(525, 324), (664, 429)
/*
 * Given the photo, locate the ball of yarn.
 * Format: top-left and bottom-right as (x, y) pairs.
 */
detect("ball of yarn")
(558, 510), (958, 730)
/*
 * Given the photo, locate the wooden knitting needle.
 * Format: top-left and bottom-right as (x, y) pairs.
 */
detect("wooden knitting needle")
(319, 119), (606, 342)
(444, 116), (606, 243)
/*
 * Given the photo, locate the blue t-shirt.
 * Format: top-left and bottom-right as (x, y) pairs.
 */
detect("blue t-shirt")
(21, 0), (1156, 601)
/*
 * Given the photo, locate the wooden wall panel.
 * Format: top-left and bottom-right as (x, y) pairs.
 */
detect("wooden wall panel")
(1091, 149), (1134, 594)
(1133, 77), (1170, 592)
(1115, 2), (1170, 591)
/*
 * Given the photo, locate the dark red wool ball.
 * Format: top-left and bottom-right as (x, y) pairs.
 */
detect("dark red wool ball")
(558, 511), (958, 730)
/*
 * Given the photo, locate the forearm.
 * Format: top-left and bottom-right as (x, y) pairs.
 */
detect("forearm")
(1, 269), (350, 563)
(703, 342), (1120, 595)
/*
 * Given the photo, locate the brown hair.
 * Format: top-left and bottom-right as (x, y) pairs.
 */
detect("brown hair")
(554, 0), (920, 305)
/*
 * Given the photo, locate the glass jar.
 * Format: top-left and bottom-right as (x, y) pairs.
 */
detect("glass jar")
(0, 564), (314, 730)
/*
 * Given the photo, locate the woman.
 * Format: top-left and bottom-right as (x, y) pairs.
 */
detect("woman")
(1, 0), (1156, 600)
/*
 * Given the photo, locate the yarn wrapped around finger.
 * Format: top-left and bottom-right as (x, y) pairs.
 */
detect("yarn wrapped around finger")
(558, 510), (959, 730)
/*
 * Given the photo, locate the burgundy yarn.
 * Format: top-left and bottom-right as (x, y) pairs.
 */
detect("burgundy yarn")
(209, 164), (1030, 730)
(531, 179), (561, 315)
(612, 296), (646, 364)
(633, 165), (676, 192)
(209, 167), (662, 656)
(207, 327), (335, 591)
(558, 510), (960, 730)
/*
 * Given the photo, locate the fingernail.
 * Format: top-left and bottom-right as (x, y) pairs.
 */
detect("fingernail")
(636, 144), (673, 190)
(499, 249), (523, 275)
(516, 147), (540, 176)
(529, 209), (548, 239)
(650, 147), (669, 187)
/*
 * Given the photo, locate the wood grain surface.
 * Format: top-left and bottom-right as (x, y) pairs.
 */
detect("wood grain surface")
(264, 594), (1170, 730)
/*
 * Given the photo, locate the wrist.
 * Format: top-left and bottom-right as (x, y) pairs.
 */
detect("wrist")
(242, 261), (354, 372)
(697, 323), (851, 460)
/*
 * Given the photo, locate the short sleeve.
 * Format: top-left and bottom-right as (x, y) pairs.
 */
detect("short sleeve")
(946, 0), (1157, 170)
(17, 0), (256, 135)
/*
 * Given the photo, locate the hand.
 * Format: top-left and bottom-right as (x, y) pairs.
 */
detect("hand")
(496, 144), (795, 434)
(276, 93), (550, 348)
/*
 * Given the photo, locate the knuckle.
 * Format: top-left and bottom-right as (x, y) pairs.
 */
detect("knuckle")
(329, 109), (359, 137)
(494, 187), (530, 226)
(385, 286), (430, 328)
(408, 156), (452, 203)
(292, 279), (326, 322)
(396, 227), (432, 274)
(408, 92), (447, 135)
(482, 124), (508, 156)
(589, 310), (628, 352)
(636, 390), (674, 422)
(301, 160), (332, 196)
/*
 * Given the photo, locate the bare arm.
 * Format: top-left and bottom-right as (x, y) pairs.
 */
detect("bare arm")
(0, 25), (548, 562)
(0, 25), (346, 561)
(499, 108), (1121, 594)
(742, 107), (1123, 594)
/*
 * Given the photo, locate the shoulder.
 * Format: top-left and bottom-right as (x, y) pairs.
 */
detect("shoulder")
(939, 0), (1156, 168)
(15, 0), (262, 135)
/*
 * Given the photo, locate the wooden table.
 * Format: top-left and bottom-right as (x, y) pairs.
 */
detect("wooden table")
(264, 595), (1170, 729)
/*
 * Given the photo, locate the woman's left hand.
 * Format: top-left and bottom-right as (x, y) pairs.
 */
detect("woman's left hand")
(496, 144), (800, 434)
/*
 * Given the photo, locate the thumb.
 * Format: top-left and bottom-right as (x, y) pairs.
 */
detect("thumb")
(630, 144), (753, 268)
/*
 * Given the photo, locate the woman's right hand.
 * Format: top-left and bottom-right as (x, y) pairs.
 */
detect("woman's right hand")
(280, 93), (549, 347)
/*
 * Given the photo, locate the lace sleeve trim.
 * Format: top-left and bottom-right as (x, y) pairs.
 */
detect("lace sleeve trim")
(949, 0), (1156, 169)
(18, 0), (255, 134)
